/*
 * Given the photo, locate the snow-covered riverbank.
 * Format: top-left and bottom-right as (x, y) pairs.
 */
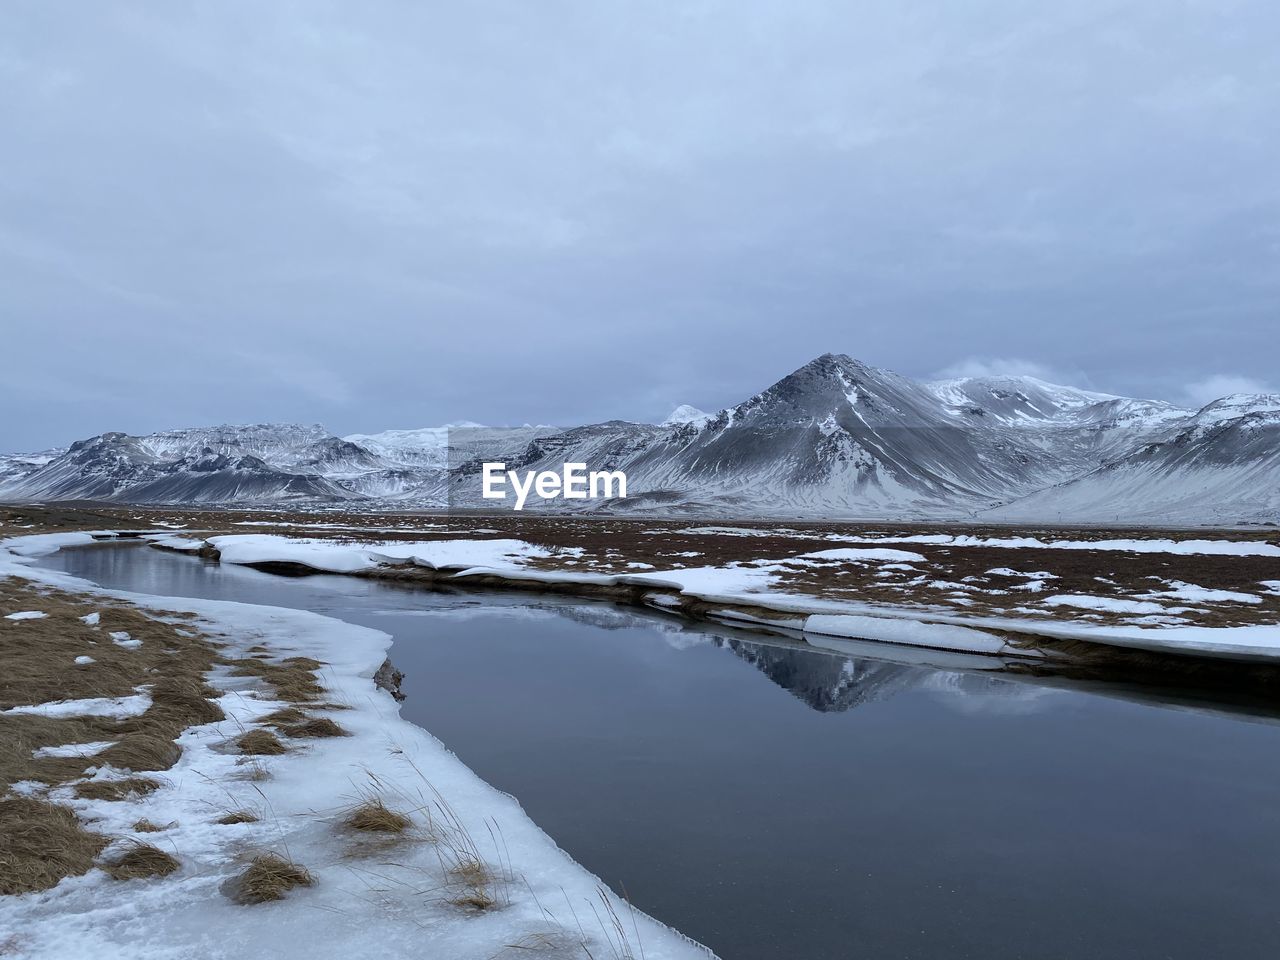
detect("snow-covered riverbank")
(194, 532), (1280, 664)
(0, 533), (714, 960)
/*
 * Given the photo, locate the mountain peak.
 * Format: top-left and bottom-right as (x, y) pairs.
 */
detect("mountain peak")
(806, 352), (869, 372)
(662, 405), (711, 426)
(1192, 393), (1280, 426)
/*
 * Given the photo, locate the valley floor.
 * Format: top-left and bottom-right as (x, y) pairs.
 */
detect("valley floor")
(6, 503), (1278, 663)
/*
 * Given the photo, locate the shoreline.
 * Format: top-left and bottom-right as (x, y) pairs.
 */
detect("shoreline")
(0, 532), (715, 960)
(28, 525), (1278, 709)
(184, 530), (1280, 670)
(34, 522), (1280, 676)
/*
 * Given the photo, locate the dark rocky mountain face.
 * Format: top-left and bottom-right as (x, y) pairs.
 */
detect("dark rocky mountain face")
(1, 356), (1274, 523)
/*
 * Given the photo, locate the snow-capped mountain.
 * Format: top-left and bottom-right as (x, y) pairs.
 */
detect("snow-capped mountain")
(443, 354), (1186, 517)
(0, 355), (1274, 523)
(926, 374), (1192, 472)
(131, 423), (334, 464)
(0, 429), (358, 504)
(662, 405), (712, 427)
(988, 394), (1280, 524)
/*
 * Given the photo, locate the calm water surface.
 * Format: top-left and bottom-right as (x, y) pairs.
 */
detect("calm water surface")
(40, 544), (1280, 960)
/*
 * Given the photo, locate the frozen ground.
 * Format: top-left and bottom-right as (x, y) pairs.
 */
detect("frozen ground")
(4, 499), (1279, 662)
(175, 530), (1280, 662)
(0, 533), (714, 960)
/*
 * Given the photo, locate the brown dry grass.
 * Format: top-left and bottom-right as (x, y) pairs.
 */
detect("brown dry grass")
(96, 734), (182, 772)
(1, 565), (299, 901)
(229, 760), (271, 782)
(279, 717), (348, 739)
(236, 729), (287, 756)
(446, 856), (499, 911)
(74, 777), (162, 802)
(344, 799), (411, 833)
(225, 854), (313, 905)
(103, 842), (180, 881)
(1, 579), (223, 810)
(257, 707), (309, 726)
(0, 582), (217, 711)
(132, 818), (170, 833)
(0, 542), (328, 898)
(224, 656), (327, 703)
(142, 677), (226, 727)
(0, 796), (109, 895)
(3, 717), (114, 789)
(215, 810), (259, 825)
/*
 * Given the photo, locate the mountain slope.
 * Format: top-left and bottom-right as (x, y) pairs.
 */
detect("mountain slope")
(0, 428), (361, 505)
(986, 396), (1280, 524)
(0, 358), (1272, 523)
(927, 375), (1190, 471)
(464, 355), (1142, 516)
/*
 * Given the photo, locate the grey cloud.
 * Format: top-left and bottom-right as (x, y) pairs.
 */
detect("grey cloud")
(3, 1), (1279, 450)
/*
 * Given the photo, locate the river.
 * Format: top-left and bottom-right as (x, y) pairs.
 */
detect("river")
(39, 542), (1280, 960)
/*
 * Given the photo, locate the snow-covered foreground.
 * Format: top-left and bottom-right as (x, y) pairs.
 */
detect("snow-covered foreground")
(0, 534), (714, 960)
(196, 533), (1280, 664)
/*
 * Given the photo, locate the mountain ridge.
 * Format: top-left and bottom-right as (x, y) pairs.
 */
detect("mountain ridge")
(1, 355), (1274, 524)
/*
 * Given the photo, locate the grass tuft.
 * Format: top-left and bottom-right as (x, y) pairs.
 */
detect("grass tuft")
(271, 676), (325, 703)
(215, 810), (259, 825)
(257, 707), (308, 726)
(103, 842), (180, 880)
(344, 798), (411, 833)
(235, 729), (286, 756)
(74, 776), (161, 802)
(280, 717), (348, 739)
(97, 734), (182, 772)
(446, 856), (499, 911)
(132, 818), (171, 833)
(226, 657), (326, 702)
(146, 677), (225, 726)
(230, 760), (271, 782)
(225, 853), (314, 904)
(0, 796), (108, 895)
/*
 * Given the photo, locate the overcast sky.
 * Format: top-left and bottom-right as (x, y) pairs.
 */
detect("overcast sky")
(4, 1), (1278, 451)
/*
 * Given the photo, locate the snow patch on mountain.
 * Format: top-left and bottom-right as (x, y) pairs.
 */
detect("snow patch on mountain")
(987, 393), (1280, 524)
(662, 405), (712, 427)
